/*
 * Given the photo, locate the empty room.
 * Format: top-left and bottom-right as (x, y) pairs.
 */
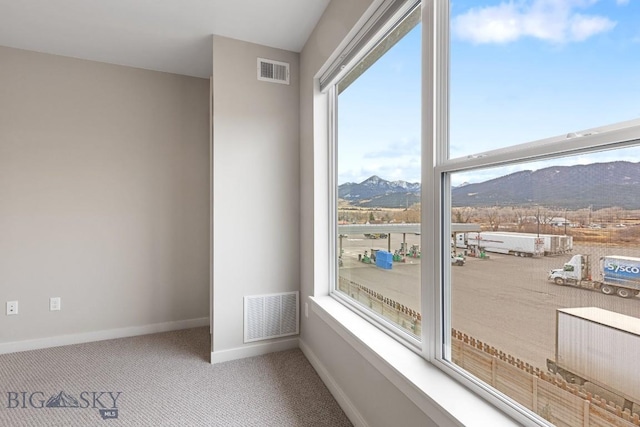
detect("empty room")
(2, 0), (639, 426)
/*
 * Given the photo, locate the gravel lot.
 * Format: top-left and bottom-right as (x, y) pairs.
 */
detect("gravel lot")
(340, 236), (640, 370)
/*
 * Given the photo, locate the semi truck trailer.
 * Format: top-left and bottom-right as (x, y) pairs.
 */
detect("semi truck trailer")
(533, 233), (573, 256)
(549, 254), (640, 298)
(546, 307), (640, 410)
(460, 232), (572, 257)
(464, 232), (544, 257)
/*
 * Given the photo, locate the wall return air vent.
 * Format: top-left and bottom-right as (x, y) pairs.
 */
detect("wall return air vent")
(257, 58), (290, 85)
(244, 291), (299, 343)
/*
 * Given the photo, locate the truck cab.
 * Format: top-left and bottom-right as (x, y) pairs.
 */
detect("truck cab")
(549, 254), (590, 285)
(451, 253), (465, 266)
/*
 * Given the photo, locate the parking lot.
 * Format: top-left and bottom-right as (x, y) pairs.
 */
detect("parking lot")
(339, 235), (640, 371)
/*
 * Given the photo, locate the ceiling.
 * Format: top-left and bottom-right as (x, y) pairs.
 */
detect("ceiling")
(0, 0), (331, 78)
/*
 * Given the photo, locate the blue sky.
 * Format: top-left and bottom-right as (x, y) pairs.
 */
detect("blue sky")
(338, 0), (640, 186)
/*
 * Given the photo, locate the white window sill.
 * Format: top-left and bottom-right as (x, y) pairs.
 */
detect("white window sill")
(310, 296), (522, 427)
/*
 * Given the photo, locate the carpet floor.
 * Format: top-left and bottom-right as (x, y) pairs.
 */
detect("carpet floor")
(0, 327), (353, 427)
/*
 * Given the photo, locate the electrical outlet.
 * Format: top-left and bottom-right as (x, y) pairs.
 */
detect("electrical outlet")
(50, 297), (61, 311)
(6, 301), (18, 315)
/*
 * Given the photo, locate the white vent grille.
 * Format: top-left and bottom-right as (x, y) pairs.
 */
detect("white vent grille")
(244, 291), (299, 343)
(257, 58), (290, 85)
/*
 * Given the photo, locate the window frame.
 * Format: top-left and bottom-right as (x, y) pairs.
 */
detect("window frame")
(428, 2), (640, 426)
(326, 0), (425, 352)
(323, 0), (640, 425)
(431, 128), (640, 427)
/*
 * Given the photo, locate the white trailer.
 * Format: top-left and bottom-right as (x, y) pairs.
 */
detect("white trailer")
(547, 307), (640, 410)
(464, 232), (572, 257)
(466, 232), (545, 257)
(505, 232), (573, 255)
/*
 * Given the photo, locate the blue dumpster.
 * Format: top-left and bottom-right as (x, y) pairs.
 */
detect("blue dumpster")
(375, 250), (393, 269)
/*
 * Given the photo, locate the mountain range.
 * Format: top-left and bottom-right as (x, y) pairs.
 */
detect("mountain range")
(339, 161), (640, 209)
(338, 175), (420, 208)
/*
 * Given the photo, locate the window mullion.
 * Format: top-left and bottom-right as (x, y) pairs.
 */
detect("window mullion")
(437, 121), (640, 176)
(328, 85), (338, 295)
(423, 0), (450, 360)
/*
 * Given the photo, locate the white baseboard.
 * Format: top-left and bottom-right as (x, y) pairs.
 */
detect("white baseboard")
(211, 337), (299, 364)
(299, 338), (369, 427)
(0, 317), (209, 355)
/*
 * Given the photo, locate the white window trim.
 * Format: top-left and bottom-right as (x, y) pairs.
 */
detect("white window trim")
(428, 1), (640, 425)
(423, 2), (551, 425)
(309, 295), (521, 427)
(316, 0), (640, 426)
(327, 0), (425, 351)
(320, 0), (422, 92)
(427, 3), (640, 427)
(319, 0), (537, 424)
(441, 119), (640, 174)
(430, 126), (640, 426)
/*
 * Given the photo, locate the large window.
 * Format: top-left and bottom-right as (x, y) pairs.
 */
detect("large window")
(330, 2), (422, 341)
(438, 0), (640, 425)
(325, 0), (640, 425)
(449, 0), (640, 158)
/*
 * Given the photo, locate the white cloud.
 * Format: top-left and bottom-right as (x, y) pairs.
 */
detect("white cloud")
(616, 0), (629, 5)
(453, 3), (522, 43)
(452, 0), (616, 44)
(569, 14), (617, 41)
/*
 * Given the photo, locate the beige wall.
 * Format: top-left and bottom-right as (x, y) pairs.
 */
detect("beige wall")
(299, 1), (438, 426)
(0, 46), (210, 343)
(211, 36), (300, 357)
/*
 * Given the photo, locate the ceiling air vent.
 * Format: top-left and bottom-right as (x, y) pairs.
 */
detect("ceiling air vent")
(257, 58), (290, 85)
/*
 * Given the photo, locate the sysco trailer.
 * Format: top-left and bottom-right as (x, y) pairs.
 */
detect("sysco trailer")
(547, 307), (640, 410)
(549, 254), (640, 298)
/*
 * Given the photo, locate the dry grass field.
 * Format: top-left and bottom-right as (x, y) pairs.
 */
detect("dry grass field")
(570, 226), (640, 245)
(339, 204), (640, 248)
